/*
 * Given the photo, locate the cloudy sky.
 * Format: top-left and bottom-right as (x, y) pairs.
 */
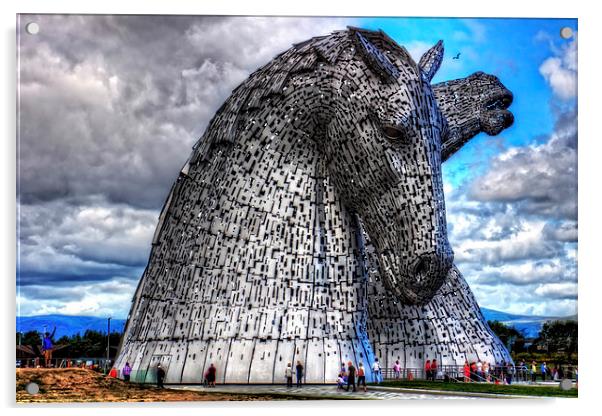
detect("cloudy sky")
(16, 15), (577, 318)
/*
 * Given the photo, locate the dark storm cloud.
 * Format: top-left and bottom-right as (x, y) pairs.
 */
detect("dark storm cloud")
(18, 15), (354, 210)
(19, 285), (87, 302)
(17, 15), (355, 316)
(18, 196), (153, 286)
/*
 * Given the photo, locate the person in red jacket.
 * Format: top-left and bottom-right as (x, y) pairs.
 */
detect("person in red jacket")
(431, 359), (438, 381)
(463, 360), (471, 383)
(206, 363), (217, 387)
(425, 359), (431, 381)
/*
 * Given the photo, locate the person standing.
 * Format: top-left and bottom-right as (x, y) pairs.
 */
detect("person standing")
(531, 361), (537, 382)
(541, 362), (547, 381)
(557, 366), (564, 380)
(156, 364), (166, 388)
(295, 360), (304, 387)
(431, 359), (438, 381)
(372, 358), (381, 384)
(472, 362), (479, 382)
(346, 361), (356, 392)
(285, 363), (293, 388)
(519, 360), (526, 382)
(476, 360), (483, 381)
(42, 327), (56, 368)
(424, 359), (431, 381)
(206, 363), (217, 387)
(122, 362), (132, 382)
(393, 360), (401, 379)
(357, 362), (367, 392)
(506, 363), (514, 385)
(463, 360), (470, 383)
(483, 361), (490, 382)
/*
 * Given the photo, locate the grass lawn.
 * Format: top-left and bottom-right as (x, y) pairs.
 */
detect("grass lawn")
(377, 380), (577, 398)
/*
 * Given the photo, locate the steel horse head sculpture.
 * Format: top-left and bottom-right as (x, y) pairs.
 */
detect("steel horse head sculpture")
(116, 27), (514, 384)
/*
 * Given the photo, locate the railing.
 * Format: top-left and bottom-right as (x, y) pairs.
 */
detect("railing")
(16, 358), (577, 385)
(380, 364), (577, 383)
(16, 357), (113, 371)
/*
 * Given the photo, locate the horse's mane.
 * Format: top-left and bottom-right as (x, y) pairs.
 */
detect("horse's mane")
(184, 27), (414, 170)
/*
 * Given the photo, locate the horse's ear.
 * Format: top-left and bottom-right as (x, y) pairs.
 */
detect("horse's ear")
(418, 40), (444, 82)
(354, 31), (400, 82)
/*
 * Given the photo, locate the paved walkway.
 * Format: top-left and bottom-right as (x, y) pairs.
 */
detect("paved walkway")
(175, 384), (476, 400)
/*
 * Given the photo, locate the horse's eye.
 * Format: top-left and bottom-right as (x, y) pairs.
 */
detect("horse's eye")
(382, 126), (409, 145)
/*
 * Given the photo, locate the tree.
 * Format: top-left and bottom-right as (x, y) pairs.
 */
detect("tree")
(487, 321), (526, 353)
(537, 320), (577, 360)
(18, 330), (42, 347)
(16, 330), (123, 359)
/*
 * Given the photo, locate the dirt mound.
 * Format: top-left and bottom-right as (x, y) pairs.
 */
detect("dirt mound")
(16, 368), (295, 403)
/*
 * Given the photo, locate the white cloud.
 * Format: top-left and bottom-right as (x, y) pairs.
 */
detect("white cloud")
(534, 282), (578, 300)
(452, 218), (566, 265)
(445, 104), (577, 317)
(17, 279), (137, 317)
(185, 16), (352, 73)
(539, 34), (577, 100)
(404, 40), (432, 62)
(469, 109), (577, 220)
(471, 282), (577, 317)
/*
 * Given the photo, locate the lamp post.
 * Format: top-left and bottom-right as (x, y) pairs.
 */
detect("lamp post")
(107, 317), (111, 374)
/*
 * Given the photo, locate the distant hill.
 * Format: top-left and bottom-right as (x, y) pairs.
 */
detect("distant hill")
(480, 307), (577, 338)
(16, 309), (577, 340)
(16, 315), (126, 339)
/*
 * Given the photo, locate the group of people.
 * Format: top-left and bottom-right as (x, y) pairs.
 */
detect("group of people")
(335, 358), (382, 392)
(462, 360), (520, 384)
(336, 361), (367, 392)
(520, 360), (576, 382)
(459, 360), (576, 385)
(128, 357), (577, 389)
(141, 359), (382, 390)
(463, 360), (496, 383)
(124, 362), (217, 388)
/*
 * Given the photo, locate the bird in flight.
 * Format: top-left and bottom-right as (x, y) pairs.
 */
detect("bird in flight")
(452, 52), (461, 60)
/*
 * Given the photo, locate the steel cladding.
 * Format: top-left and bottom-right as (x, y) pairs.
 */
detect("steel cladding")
(115, 27), (514, 384)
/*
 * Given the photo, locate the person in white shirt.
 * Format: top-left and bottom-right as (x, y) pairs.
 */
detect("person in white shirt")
(372, 358), (381, 384)
(285, 363), (293, 388)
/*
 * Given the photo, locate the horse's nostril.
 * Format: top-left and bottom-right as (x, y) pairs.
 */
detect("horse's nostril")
(414, 257), (428, 276)
(503, 111), (514, 128)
